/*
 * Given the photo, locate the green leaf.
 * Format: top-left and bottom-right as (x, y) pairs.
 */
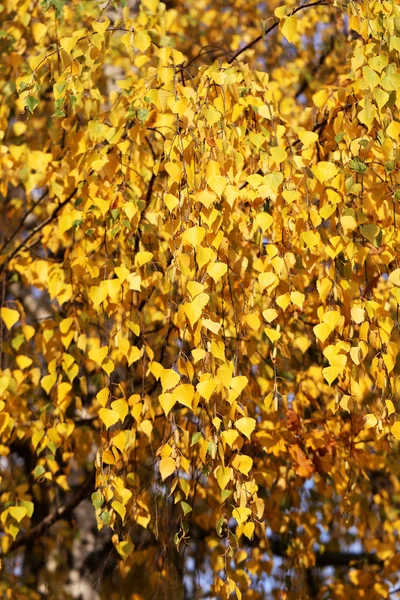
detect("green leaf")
(137, 108), (149, 123)
(216, 517), (227, 537)
(33, 465), (45, 478)
(335, 132), (345, 144)
(349, 158), (367, 175)
(221, 489), (232, 502)
(91, 491), (104, 509)
(41, 0), (66, 19)
(191, 432), (202, 446)
(360, 224), (380, 245)
(181, 501), (192, 516)
(24, 96), (39, 114)
(111, 208), (120, 222)
(100, 510), (111, 525)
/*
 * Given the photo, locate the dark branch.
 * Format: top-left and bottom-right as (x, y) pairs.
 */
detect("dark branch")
(2, 470), (95, 556)
(228, 1), (329, 64)
(0, 186), (78, 277)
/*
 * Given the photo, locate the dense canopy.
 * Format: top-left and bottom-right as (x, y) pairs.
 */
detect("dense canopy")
(1, 0), (400, 598)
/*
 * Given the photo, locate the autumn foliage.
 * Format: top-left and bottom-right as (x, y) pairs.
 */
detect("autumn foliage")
(1, 0), (400, 598)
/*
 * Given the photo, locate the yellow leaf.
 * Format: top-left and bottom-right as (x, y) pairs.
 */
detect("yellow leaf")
(116, 540), (134, 560)
(89, 286), (108, 309)
(351, 306), (365, 324)
(243, 521), (255, 539)
(235, 417), (256, 440)
(280, 16), (297, 43)
(92, 19), (110, 34)
(197, 379), (217, 402)
(204, 107), (220, 126)
(236, 454), (253, 475)
(301, 231), (320, 250)
(230, 376), (248, 396)
(262, 308), (278, 323)
(274, 6), (288, 18)
(386, 400), (395, 416)
(1, 307), (19, 330)
(202, 318), (221, 334)
(173, 384), (194, 408)
(41, 373), (57, 394)
(276, 292), (291, 310)
(159, 393), (176, 416)
(264, 327), (281, 343)
(207, 262), (227, 284)
(196, 190), (216, 209)
(96, 387), (109, 407)
(135, 251), (153, 267)
(60, 36), (78, 54)
(255, 212), (273, 231)
(208, 175), (226, 197)
(232, 507), (251, 525)
(290, 291), (305, 310)
(161, 368), (180, 391)
(112, 500), (126, 521)
(391, 421), (400, 440)
(299, 130), (318, 147)
(192, 348), (206, 363)
(142, 0), (159, 13)
(111, 399), (129, 422)
(187, 281), (205, 299)
(259, 272), (278, 292)
(184, 303), (202, 327)
(16, 355), (33, 370)
(134, 31), (151, 52)
(89, 346), (108, 366)
(389, 269), (400, 286)
(215, 465), (232, 490)
(114, 266), (130, 282)
(32, 22), (47, 43)
(246, 313), (261, 330)
(165, 161), (182, 182)
(164, 193), (179, 212)
(159, 457), (175, 480)
(9, 506), (27, 523)
(102, 359), (114, 376)
(222, 429), (239, 448)
(322, 366), (341, 385)
(127, 273), (141, 291)
(182, 226), (206, 248)
(312, 161), (338, 183)
(364, 414), (378, 429)
(317, 278), (333, 303)
(210, 340), (225, 360)
(57, 382), (72, 404)
(313, 322), (332, 343)
(99, 408), (120, 429)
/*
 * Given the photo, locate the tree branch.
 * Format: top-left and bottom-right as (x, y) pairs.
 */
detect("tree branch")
(0, 186), (78, 277)
(2, 470), (95, 556)
(228, 1), (329, 64)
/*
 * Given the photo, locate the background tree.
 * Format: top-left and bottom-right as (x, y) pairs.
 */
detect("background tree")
(0, 0), (400, 598)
